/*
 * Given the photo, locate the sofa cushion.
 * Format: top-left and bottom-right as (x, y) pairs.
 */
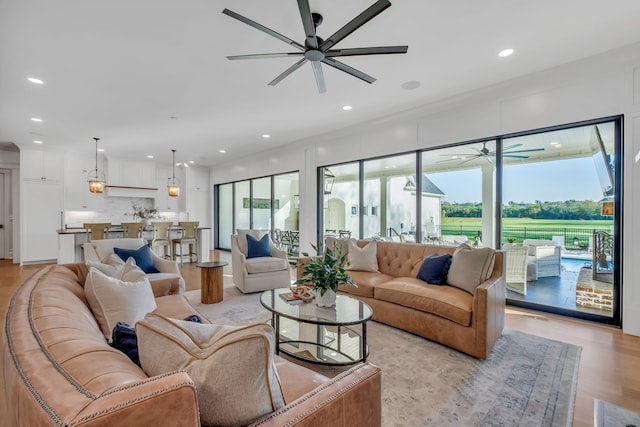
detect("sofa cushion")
(247, 233), (271, 258)
(109, 322), (140, 366)
(246, 256), (288, 274)
(92, 238), (147, 263)
(237, 229), (270, 256)
(416, 253), (452, 285)
(375, 278), (474, 326)
(346, 240), (378, 272)
(136, 314), (285, 426)
(85, 261), (157, 341)
(114, 245), (160, 274)
(447, 243), (496, 295)
(325, 236), (355, 263)
(340, 270), (395, 298)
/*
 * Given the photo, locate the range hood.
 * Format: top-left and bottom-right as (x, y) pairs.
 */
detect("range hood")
(104, 185), (158, 199)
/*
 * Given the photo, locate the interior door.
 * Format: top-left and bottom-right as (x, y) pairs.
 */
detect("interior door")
(0, 172), (5, 258)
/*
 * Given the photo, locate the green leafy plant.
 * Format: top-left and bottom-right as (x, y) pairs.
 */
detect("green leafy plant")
(295, 242), (357, 296)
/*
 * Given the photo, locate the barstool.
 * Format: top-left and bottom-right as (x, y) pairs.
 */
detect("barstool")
(172, 221), (199, 264)
(83, 223), (111, 241)
(121, 221), (146, 238)
(148, 221), (173, 259)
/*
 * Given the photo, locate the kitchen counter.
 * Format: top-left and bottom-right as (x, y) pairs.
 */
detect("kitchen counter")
(57, 226), (211, 264)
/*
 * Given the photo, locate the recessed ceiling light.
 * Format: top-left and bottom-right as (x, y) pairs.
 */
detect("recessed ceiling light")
(147, 155), (154, 159)
(31, 117), (42, 122)
(188, 160), (195, 164)
(401, 81), (420, 90)
(27, 77), (44, 85)
(219, 149), (226, 153)
(98, 148), (105, 152)
(33, 140), (43, 144)
(342, 105), (352, 111)
(498, 48), (514, 57)
(262, 134), (271, 138)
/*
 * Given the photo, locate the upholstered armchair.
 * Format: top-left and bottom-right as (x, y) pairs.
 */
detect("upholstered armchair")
(231, 230), (291, 293)
(82, 238), (185, 295)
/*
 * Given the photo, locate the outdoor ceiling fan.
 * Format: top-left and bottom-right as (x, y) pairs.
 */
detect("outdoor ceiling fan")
(222, 0), (408, 93)
(439, 142), (545, 165)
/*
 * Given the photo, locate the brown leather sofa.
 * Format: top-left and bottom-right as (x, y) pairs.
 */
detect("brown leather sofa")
(3, 264), (381, 426)
(301, 240), (505, 359)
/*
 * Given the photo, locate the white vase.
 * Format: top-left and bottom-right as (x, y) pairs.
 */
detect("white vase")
(314, 289), (337, 307)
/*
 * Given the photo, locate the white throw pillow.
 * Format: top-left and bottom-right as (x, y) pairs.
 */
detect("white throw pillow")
(136, 314), (285, 426)
(84, 263), (156, 341)
(346, 240), (379, 272)
(446, 243), (496, 295)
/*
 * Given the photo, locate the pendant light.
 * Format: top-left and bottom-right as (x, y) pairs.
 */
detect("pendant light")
(167, 149), (180, 197)
(87, 137), (106, 193)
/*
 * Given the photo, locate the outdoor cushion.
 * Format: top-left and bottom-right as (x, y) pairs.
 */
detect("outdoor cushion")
(246, 257), (289, 274)
(136, 314), (285, 427)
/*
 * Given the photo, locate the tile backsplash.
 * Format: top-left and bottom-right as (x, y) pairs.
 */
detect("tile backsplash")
(64, 197), (183, 228)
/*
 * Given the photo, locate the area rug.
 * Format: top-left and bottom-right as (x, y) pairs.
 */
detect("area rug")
(594, 399), (640, 427)
(185, 287), (581, 427)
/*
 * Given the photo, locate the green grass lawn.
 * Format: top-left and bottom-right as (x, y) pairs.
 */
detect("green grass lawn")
(440, 217), (613, 246)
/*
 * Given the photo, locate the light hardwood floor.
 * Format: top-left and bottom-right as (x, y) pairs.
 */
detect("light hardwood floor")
(1, 252), (639, 426)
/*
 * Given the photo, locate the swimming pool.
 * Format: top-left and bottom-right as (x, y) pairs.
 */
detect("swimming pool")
(561, 257), (592, 273)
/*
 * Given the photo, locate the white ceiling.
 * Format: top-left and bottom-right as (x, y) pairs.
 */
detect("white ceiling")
(1, 0), (640, 166)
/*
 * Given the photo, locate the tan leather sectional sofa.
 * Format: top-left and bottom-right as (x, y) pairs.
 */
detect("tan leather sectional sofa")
(304, 240), (506, 359)
(3, 264), (381, 426)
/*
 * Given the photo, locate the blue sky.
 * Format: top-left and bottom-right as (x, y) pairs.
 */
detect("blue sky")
(429, 157), (606, 203)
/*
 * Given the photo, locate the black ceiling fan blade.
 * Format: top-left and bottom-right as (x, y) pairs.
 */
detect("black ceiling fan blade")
(268, 58), (308, 86)
(504, 148), (545, 154)
(227, 52), (305, 60)
(297, 0), (319, 49)
(319, 0), (391, 51)
(223, 8), (305, 51)
(325, 46), (408, 57)
(311, 61), (326, 93)
(321, 57), (376, 83)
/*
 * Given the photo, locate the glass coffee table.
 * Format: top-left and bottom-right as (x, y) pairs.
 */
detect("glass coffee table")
(260, 288), (373, 366)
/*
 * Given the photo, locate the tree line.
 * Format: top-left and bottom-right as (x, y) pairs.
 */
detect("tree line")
(441, 200), (610, 220)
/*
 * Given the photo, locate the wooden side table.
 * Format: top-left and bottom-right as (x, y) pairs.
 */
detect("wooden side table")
(197, 261), (228, 304)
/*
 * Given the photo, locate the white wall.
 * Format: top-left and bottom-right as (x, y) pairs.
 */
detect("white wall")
(211, 42), (640, 336)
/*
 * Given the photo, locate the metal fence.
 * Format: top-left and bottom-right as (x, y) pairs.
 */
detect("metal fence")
(440, 225), (612, 250)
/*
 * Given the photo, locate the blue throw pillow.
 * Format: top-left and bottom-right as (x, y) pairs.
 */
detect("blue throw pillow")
(114, 245), (159, 274)
(417, 253), (453, 285)
(246, 234), (270, 258)
(110, 322), (140, 366)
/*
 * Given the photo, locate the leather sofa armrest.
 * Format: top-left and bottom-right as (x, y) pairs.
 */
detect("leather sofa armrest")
(473, 251), (506, 359)
(72, 372), (200, 426)
(248, 363), (382, 427)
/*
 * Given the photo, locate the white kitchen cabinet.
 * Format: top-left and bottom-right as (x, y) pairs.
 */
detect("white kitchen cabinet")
(22, 180), (62, 263)
(64, 154), (105, 210)
(22, 149), (63, 181)
(107, 157), (156, 188)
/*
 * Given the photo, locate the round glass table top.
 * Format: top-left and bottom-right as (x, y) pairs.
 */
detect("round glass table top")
(260, 288), (373, 326)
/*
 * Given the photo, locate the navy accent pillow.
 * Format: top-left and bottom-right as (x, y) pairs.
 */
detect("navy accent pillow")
(114, 245), (159, 274)
(246, 234), (270, 258)
(110, 322), (140, 366)
(110, 316), (204, 366)
(417, 253), (453, 285)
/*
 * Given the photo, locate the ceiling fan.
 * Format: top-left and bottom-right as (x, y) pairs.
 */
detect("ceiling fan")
(222, 0), (408, 93)
(439, 142), (545, 165)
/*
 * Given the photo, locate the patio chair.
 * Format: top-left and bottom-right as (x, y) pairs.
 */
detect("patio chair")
(506, 245), (529, 295)
(523, 239), (562, 277)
